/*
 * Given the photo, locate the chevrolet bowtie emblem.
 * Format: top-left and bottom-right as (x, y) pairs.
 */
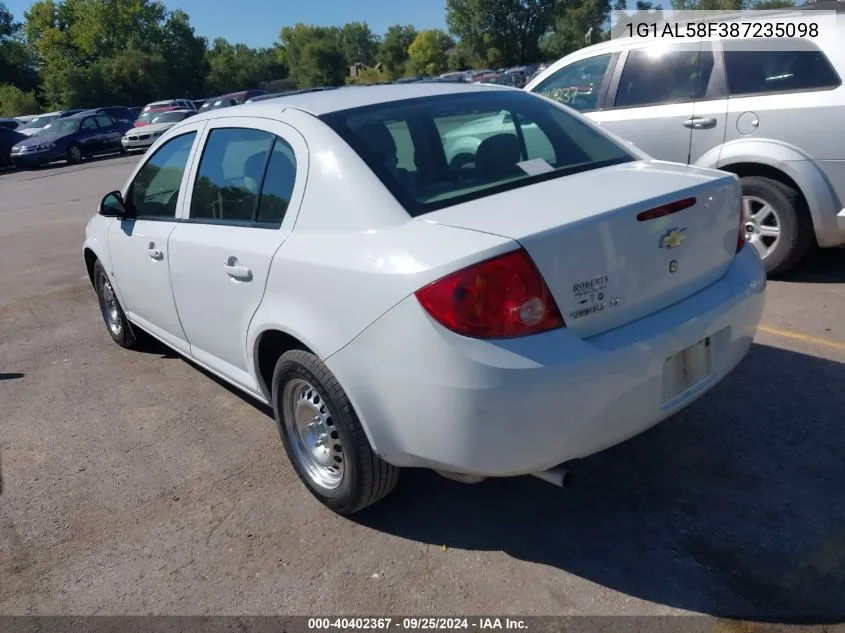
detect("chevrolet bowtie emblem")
(659, 227), (687, 249)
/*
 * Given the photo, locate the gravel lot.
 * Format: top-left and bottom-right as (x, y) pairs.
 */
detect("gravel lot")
(1, 155), (844, 620)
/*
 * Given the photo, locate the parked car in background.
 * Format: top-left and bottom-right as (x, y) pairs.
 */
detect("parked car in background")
(133, 106), (181, 128)
(141, 99), (196, 114)
(128, 106), (143, 119)
(121, 109), (196, 151)
(525, 9), (845, 275)
(79, 106), (137, 123)
(11, 112), (130, 167)
(200, 97), (234, 112)
(17, 111), (66, 136)
(0, 117), (23, 130)
(0, 127), (27, 167)
(192, 98), (210, 110)
(27, 109), (88, 136)
(83, 83), (764, 515)
(14, 114), (38, 125)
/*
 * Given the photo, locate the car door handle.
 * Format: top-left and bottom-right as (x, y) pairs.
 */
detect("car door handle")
(682, 117), (717, 129)
(147, 248), (164, 260)
(222, 262), (252, 281)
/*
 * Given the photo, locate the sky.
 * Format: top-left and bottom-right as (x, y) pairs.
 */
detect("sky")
(5, 0), (450, 48)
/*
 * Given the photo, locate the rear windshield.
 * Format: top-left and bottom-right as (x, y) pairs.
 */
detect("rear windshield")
(321, 91), (634, 216)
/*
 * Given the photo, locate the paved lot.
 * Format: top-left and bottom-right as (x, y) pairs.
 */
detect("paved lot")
(1, 155), (844, 620)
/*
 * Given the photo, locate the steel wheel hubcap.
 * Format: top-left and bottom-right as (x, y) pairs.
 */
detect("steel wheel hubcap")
(742, 195), (781, 259)
(99, 275), (122, 336)
(283, 379), (344, 489)
(70, 146), (81, 162)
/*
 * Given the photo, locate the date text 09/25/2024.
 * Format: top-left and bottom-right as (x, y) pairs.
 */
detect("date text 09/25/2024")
(625, 20), (819, 39)
(307, 618), (528, 630)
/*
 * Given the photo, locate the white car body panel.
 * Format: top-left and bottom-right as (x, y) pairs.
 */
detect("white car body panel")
(84, 84), (766, 478)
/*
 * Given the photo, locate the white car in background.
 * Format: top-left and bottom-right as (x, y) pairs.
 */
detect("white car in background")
(17, 111), (61, 136)
(83, 83), (765, 515)
(121, 109), (196, 151)
(141, 98), (196, 114)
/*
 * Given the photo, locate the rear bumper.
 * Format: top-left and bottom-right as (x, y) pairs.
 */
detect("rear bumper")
(325, 246), (767, 477)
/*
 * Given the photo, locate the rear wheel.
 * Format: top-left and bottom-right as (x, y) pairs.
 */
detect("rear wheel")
(740, 176), (812, 276)
(93, 260), (137, 349)
(271, 350), (399, 515)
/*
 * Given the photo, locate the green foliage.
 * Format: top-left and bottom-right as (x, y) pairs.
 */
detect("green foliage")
(0, 2), (39, 93)
(407, 29), (453, 76)
(540, 0), (611, 60)
(446, 0), (565, 66)
(339, 21), (380, 66)
(0, 83), (40, 115)
(378, 24), (417, 79)
(279, 24), (347, 88)
(206, 38), (282, 95)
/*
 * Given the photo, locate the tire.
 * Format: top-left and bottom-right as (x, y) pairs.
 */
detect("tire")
(67, 142), (83, 165)
(93, 260), (138, 349)
(740, 175), (813, 277)
(271, 350), (399, 515)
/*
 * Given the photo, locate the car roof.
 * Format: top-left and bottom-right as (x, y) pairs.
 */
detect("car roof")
(197, 83), (511, 118)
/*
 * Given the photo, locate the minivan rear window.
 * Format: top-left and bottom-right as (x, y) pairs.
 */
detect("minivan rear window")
(320, 91), (635, 216)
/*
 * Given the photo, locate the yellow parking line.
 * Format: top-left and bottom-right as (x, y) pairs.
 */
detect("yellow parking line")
(758, 324), (845, 352)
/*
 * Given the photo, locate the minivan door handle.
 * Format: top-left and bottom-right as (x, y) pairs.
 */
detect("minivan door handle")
(682, 117), (717, 129)
(222, 258), (252, 282)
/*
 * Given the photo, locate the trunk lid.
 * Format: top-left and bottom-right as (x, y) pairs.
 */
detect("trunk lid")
(420, 160), (742, 338)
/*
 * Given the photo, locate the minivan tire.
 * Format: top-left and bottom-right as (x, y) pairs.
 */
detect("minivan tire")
(272, 350), (399, 515)
(740, 176), (813, 277)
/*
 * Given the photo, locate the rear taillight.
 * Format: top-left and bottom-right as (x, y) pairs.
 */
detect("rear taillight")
(737, 198), (746, 253)
(415, 249), (565, 339)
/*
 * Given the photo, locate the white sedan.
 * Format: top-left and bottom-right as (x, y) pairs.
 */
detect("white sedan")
(83, 83), (766, 515)
(121, 109), (196, 151)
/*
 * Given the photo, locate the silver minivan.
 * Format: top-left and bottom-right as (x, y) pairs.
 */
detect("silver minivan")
(525, 8), (845, 275)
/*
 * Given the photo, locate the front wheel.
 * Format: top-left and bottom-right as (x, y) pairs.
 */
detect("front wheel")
(740, 176), (812, 276)
(67, 143), (83, 165)
(93, 260), (137, 349)
(271, 350), (399, 515)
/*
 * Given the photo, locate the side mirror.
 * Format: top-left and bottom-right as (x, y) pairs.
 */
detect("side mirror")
(99, 191), (126, 218)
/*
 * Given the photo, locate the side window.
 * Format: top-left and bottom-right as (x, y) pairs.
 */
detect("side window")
(614, 47), (714, 108)
(94, 115), (113, 128)
(256, 139), (297, 225)
(81, 117), (98, 130)
(127, 132), (196, 219)
(190, 128), (274, 222)
(724, 40), (841, 96)
(531, 54), (613, 111)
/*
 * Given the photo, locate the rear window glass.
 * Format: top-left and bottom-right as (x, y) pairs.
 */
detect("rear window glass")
(321, 91), (634, 216)
(724, 39), (841, 96)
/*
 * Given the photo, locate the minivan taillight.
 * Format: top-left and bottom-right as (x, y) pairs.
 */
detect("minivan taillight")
(737, 199), (746, 253)
(415, 249), (565, 339)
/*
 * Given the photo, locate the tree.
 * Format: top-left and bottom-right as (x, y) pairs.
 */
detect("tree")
(407, 29), (452, 76)
(540, 0), (611, 59)
(279, 24), (347, 87)
(0, 2), (39, 93)
(155, 10), (208, 98)
(0, 83), (40, 116)
(446, 0), (565, 66)
(206, 38), (284, 95)
(378, 24), (417, 79)
(338, 21), (380, 66)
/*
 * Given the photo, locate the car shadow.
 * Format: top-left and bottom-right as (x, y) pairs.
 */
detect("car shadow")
(781, 247), (845, 284)
(352, 343), (845, 623)
(0, 372), (24, 380)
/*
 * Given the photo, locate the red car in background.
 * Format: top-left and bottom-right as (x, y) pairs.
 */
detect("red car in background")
(132, 106), (181, 128)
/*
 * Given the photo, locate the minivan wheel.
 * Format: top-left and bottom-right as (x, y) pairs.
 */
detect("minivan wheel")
(272, 350), (399, 515)
(740, 176), (812, 276)
(93, 260), (137, 349)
